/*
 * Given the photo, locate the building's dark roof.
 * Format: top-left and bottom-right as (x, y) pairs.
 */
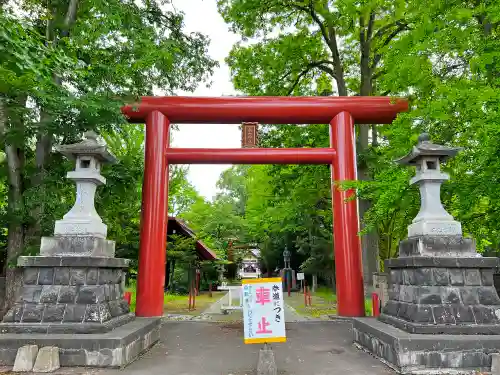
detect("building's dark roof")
(167, 217), (217, 261)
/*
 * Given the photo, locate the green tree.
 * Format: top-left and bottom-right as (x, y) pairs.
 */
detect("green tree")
(180, 197), (245, 257)
(166, 233), (198, 293)
(0, 0), (216, 312)
(169, 167), (202, 217)
(217, 0), (412, 287)
(364, 0), (500, 258)
(99, 125), (204, 269)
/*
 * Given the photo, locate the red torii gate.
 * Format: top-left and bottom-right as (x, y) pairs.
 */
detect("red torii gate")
(121, 96), (408, 318)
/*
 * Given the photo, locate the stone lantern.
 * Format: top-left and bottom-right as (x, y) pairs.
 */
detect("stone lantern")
(0, 132), (164, 369)
(397, 132), (462, 239)
(283, 247), (291, 269)
(0, 131), (163, 368)
(353, 133), (500, 374)
(53, 131), (115, 240)
(280, 247), (296, 292)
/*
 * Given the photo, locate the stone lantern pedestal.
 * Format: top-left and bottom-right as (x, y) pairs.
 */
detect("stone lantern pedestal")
(353, 134), (500, 374)
(0, 133), (160, 368)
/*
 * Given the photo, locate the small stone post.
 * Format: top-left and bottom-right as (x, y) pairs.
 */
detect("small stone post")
(257, 343), (277, 375)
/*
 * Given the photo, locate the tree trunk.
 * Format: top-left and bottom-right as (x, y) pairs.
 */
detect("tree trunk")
(0, 97), (26, 314)
(168, 259), (176, 290)
(357, 22), (380, 296)
(164, 260), (171, 291)
(312, 274), (318, 293)
(331, 271), (336, 294)
(28, 0), (80, 240)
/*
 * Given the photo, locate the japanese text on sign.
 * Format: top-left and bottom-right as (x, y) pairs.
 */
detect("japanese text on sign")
(242, 277), (286, 344)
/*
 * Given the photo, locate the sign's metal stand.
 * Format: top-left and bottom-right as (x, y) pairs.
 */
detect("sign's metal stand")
(218, 284), (243, 314)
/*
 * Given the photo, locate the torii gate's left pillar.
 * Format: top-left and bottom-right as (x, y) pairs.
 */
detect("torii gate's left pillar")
(330, 111), (365, 317)
(136, 111), (170, 317)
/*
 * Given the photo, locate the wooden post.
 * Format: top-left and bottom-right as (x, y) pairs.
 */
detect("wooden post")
(196, 269), (201, 296)
(372, 292), (380, 317)
(287, 270), (291, 297)
(124, 292), (132, 306)
(188, 267), (192, 310)
(192, 278), (196, 310)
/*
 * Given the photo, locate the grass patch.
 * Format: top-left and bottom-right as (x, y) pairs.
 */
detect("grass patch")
(315, 286), (338, 303)
(163, 292), (225, 315)
(285, 291), (337, 318)
(125, 283), (224, 315)
(285, 287), (373, 318)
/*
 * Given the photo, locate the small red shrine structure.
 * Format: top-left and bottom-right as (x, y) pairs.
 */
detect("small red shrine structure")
(121, 96), (408, 318)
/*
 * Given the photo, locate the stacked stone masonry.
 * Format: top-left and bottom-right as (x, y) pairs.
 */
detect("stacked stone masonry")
(353, 136), (500, 373)
(380, 256), (500, 334)
(1, 265), (130, 332)
(0, 318), (161, 367)
(399, 236), (476, 257)
(352, 318), (495, 373)
(0, 135), (163, 368)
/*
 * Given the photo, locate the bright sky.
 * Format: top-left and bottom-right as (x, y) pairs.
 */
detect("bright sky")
(169, 0), (241, 200)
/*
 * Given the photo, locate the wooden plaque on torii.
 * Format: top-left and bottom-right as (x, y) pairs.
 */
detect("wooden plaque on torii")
(241, 122), (258, 148)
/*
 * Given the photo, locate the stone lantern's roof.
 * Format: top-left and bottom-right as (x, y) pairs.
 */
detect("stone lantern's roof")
(55, 131), (116, 163)
(395, 133), (462, 166)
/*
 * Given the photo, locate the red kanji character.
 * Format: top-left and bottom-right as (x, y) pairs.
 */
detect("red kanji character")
(256, 287), (271, 305)
(256, 317), (273, 334)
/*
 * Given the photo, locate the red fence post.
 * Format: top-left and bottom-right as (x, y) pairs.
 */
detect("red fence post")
(124, 292), (132, 306)
(192, 278), (196, 310)
(372, 292), (380, 317)
(135, 111), (170, 317)
(330, 111), (365, 317)
(196, 269), (201, 296)
(188, 287), (192, 311)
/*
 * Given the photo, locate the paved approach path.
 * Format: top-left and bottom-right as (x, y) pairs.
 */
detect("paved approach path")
(200, 292), (313, 323)
(99, 320), (394, 375)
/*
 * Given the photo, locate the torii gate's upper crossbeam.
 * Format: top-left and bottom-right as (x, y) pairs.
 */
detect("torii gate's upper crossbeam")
(122, 96), (408, 124)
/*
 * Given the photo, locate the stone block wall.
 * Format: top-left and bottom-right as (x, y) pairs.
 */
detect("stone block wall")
(373, 272), (389, 307)
(2, 265), (129, 328)
(0, 317), (162, 367)
(380, 257), (500, 334)
(493, 272), (500, 297)
(353, 319), (494, 374)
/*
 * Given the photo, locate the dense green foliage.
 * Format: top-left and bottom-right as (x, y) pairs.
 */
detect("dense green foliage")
(0, 0), (215, 307)
(208, 0), (499, 274)
(1, 0), (500, 303)
(182, 0), (500, 283)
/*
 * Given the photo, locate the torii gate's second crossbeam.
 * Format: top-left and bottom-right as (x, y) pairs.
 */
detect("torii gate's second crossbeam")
(121, 96), (408, 318)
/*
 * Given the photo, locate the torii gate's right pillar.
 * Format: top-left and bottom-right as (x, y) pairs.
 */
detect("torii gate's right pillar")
(330, 111), (365, 317)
